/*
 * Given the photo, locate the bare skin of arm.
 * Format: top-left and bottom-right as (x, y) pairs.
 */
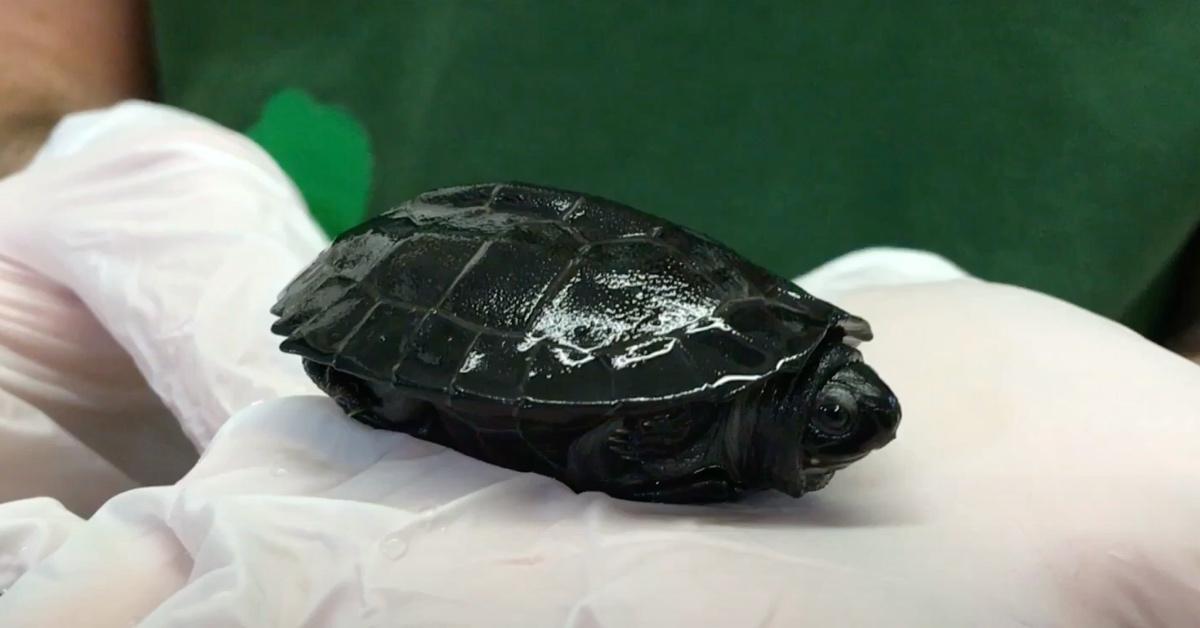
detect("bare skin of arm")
(0, 0), (152, 176)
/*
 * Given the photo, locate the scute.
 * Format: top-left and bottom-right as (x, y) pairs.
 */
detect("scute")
(280, 290), (371, 357)
(413, 184), (494, 209)
(273, 182), (867, 418)
(333, 302), (423, 378)
(607, 337), (708, 400)
(525, 241), (728, 352)
(441, 239), (569, 332)
(673, 322), (773, 382)
(522, 344), (616, 406)
(362, 233), (482, 309)
(393, 314), (477, 391)
(490, 183), (580, 218)
(451, 333), (529, 400)
(563, 195), (663, 241)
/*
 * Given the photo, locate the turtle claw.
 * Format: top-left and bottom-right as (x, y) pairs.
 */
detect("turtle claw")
(608, 426), (638, 460)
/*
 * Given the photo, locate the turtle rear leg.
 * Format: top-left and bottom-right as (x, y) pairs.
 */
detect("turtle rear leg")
(302, 360), (446, 441)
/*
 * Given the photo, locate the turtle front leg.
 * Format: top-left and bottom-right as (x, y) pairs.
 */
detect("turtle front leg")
(625, 467), (742, 504)
(564, 412), (741, 503)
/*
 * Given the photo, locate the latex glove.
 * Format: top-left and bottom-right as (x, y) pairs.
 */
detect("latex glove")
(0, 254), (181, 513)
(794, 246), (968, 300)
(2, 278), (1198, 627)
(0, 102), (327, 516)
(2, 101), (1197, 627)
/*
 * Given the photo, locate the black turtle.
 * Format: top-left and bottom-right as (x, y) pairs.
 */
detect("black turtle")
(271, 183), (900, 503)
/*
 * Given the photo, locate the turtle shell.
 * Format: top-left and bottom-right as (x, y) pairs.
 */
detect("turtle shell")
(271, 183), (870, 418)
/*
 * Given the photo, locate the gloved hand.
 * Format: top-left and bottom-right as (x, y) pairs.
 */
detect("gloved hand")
(0, 102), (328, 515)
(4, 275), (1199, 628)
(1, 101), (1197, 628)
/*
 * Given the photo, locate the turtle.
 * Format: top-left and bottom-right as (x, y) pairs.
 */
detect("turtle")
(270, 183), (901, 503)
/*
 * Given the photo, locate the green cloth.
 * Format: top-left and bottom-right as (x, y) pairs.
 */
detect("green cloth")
(151, 2), (1200, 339)
(244, 89), (372, 237)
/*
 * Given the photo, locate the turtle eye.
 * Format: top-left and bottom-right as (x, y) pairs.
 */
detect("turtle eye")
(811, 388), (857, 438)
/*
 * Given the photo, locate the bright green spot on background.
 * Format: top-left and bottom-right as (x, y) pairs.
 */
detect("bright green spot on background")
(247, 89), (373, 238)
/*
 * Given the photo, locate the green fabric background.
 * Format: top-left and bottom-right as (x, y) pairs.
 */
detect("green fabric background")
(244, 89), (373, 237)
(151, 2), (1200, 338)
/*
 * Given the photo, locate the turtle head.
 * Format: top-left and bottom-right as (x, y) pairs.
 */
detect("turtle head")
(757, 342), (901, 497)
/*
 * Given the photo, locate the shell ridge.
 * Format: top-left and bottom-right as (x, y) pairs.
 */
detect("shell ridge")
(326, 300), (383, 365)
(555, 221), (591, 246)
(369, 299), (523, 338)
(484, 184), (503, 210)
(583, 351), (619, 416)
(446, 329), (486, 401)
(395, 237), (496, 377)
(511, 338), (544, 415)
(560, 194), (587, 221)
(432, 239), (495, 311)
(516, 247), (589, 336)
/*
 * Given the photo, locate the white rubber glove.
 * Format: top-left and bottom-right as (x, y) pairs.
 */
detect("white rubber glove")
(2, 101), (1196, 627)
(3, 279), (1198, 627)
(0, 102), (327, 517)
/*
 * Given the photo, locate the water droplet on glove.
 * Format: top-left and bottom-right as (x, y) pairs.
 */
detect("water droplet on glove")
(380, 533), (408, 559)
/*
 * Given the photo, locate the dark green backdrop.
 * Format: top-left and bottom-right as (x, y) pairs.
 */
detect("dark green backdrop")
(151, 2), (1200, 338)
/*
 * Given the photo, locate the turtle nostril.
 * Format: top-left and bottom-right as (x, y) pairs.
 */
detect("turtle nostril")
(866, 406), (901, 449)
(879, 396), (902, 430)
